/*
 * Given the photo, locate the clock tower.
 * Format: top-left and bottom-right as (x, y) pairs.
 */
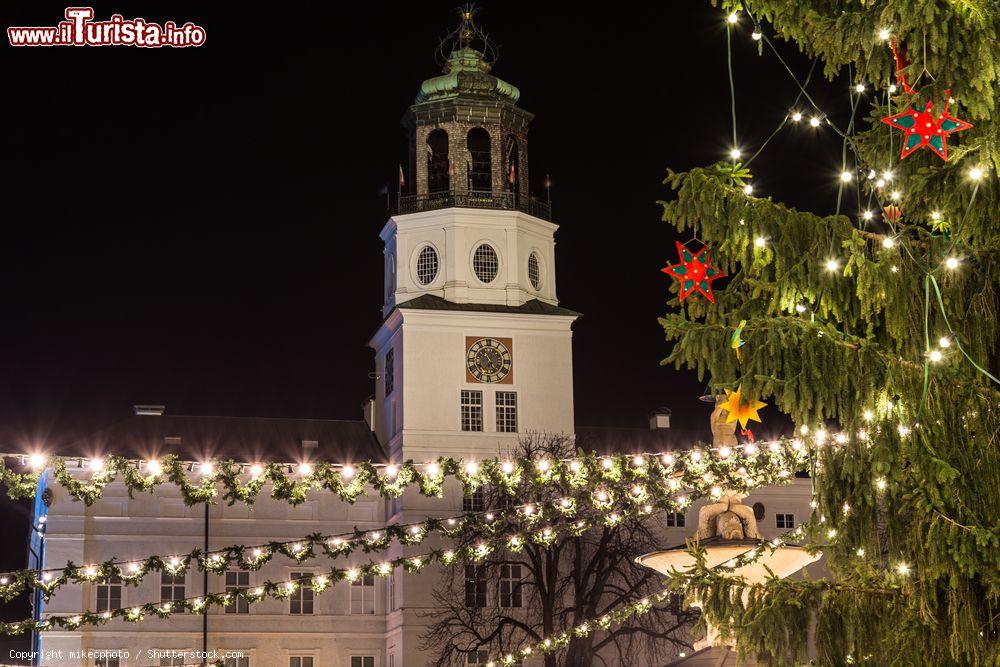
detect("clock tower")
(368, 6), (578, 465)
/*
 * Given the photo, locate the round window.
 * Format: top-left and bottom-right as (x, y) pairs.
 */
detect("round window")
(527, 252), (541, 290)
(472, 243), (499, 284)
(415, 245), (439, 285)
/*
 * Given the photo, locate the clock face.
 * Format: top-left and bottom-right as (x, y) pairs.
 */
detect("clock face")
(466, 337), (513, 384)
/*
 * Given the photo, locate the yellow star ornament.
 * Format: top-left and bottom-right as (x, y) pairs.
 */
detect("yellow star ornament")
(720, 385), (767, 428)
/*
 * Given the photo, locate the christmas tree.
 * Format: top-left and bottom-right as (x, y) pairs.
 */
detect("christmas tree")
(658, 2), (999, 664)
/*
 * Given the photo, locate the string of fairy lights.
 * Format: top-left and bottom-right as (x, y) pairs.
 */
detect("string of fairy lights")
(0, 481), (683, 602)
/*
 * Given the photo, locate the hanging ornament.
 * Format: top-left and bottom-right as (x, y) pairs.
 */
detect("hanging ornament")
(719, 385), (767, 429)
(661, 241), (726, 303)
(740, 427), (756, 443)
(730, 319), (747, 361)
(889, 39), (914, 93)
(883, 204), (902, 222)
(881, 92), (972, 161)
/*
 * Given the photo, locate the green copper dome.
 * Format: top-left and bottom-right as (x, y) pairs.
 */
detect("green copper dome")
(415, 46), (520, 105)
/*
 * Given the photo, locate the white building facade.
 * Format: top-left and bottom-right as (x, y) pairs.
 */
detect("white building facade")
(30, 13), (819, 667)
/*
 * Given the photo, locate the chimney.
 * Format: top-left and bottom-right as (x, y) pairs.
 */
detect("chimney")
(134, 404), (166, 416)
(648, 407), (671, 430)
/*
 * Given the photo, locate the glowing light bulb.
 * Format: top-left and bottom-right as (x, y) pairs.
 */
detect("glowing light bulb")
(199, 461), (214, 475)
(662, 453), (675, 465)
(297, 462), (313, 475)
(945, 257), (959, 270)
(89, 457), (105, 472)
(146, 460), (162, 476)
(595, 490), (608, 502)
(834, 433), (848, 445)
(791, 111), (802, 122)
(879, 28), (891, 40)
(249, 463), (263, 477)
(465, 461), (479, 475)
(840, 170), (853, 182)
(867, 169), (877, 180)
(426, 462), (440, 476)
(876, 178), (886, 188)
(854, 83), (865, 93)
(128, 562), (141, 573)
(727, 12), (738, 24)
(938, 336), (951, 348)
(569, 460), (581, 472)
(28, 453), (46, 470)
(755, 236), (766, 248)
(931, 211), (941, 221)
(890, 190), (901, 201)
(889, 83), (897, 93)
(928, 349), (943, 362)
(385, 464), (398, 478)
(743, 184), (754, 195)
(341, 464), (355, 479)
(501, 460), (514, 474)
(710, 486), (723, 498)
(856, 547), (866, 557)
(827, 528), (838, 539)
(862, 410), (874, 421)
(718, 446), (732, 458)
(795, 303), (807, 313)
(882, 236), (896, 249)
(84, 566), (97, 578)
(875, 477), (887, 491)
(809, 116), (821, 127)
(751, 30), (762, 40)
(536, 459), (550, 472)
(896, 562), (910, 576)
(825, 258), (840, 272)
(862, 210), (874, 221)
(730, 148), (742, 159)
(969, 167), (984, 181)
(252, 548), (263, 559)
(744, 443), (758, 456)
(690, 450), (702, 462)
(891, 265), (899, 273)
(632, 455), (645, 467)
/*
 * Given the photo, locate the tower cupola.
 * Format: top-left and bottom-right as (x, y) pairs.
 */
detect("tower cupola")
(399, 5), (545, 219)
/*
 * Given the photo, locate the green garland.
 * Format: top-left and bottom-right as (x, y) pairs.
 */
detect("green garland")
(1, 444), (805, 507)
(0, 503), (639, 636)
(0, 485), (663, 603)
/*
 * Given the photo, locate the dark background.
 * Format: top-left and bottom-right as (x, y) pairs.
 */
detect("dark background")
(0, 0), (852, 650)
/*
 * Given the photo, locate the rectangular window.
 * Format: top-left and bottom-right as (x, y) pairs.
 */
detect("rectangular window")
(223, 659), (249, 667)
(350, 574), (376, 615)
(463, 487), (485, 513)
(389, 572), (396, 611)
(666, 512), (686, 527)
(464, 565), (487, 608)
(159, 657), (186, 667)
(350, 657), (375, 667)
(160, 572), (185, 609)
(225, 570), (250, 614)
(776, 513), (795, 529)
(289, 658), (314, 667)
(466, 651), (489, 666)
(495, 391), (517, 433)
(460, 390), (483, 431)
(95, 659), (120, 667)
(96, 574), (122, 612)
(499, 564), (522, 608)
(384, 348), (394, 396)
(290, 572), (314, 615)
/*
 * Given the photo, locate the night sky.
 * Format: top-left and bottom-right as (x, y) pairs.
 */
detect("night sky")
(0, 0), (852, 642)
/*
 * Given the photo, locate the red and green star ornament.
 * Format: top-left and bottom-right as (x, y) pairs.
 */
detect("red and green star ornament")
(661, 241), (726, 302)
(881, 93), (972, 161)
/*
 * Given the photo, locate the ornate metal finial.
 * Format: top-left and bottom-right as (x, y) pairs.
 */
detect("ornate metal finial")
(435, 3), (499, 71)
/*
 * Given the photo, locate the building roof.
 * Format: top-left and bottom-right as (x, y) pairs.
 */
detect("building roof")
(575, 426), (708, 454)
(63, 413), (386, 463)
(398, 293), (581, 317)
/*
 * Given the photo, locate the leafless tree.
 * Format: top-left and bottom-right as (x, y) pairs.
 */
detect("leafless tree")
(421, 433), (697, 666)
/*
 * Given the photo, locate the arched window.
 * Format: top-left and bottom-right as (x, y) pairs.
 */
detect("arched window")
(426, 129), (450, 193)
(504, 135), (520, 194)
(467, 128), (492, 193)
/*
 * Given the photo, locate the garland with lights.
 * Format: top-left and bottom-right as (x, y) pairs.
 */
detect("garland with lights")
(655, 2), (1000, 664)
(0, 443), (805, 508)
(0, 500), (666, 636)
(0, 482), (681, 603)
